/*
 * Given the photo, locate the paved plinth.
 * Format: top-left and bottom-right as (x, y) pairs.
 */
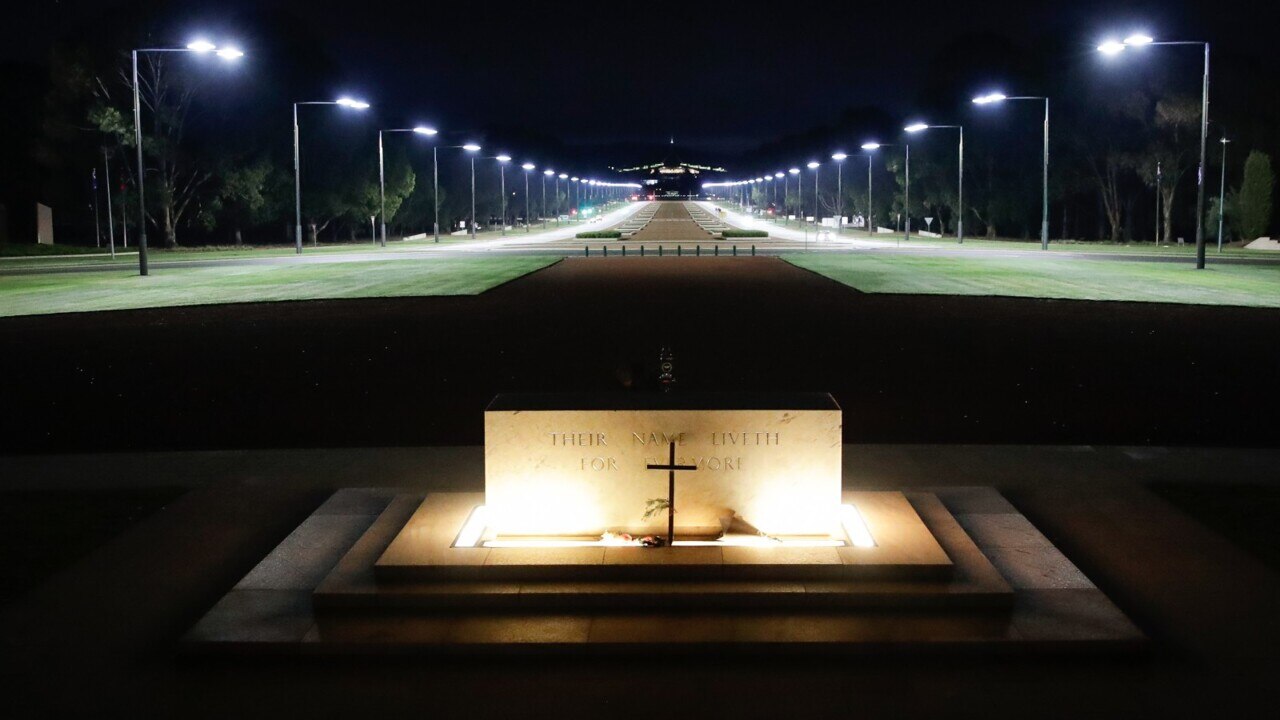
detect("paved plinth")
(183, 486), (1144, 654)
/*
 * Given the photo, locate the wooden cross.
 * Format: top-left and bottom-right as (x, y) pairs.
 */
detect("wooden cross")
(646, 441), (697, 546)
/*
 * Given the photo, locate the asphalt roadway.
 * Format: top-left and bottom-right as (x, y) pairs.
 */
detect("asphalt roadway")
(4, 200), (1279, 276)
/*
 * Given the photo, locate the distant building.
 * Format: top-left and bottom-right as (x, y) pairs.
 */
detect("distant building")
(610, 144), (726, 199)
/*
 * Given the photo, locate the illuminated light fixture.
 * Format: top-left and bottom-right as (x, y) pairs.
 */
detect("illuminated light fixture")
(861, 142), (881, 150)
(462, 143), (481, 152)
(831, 152), (848, 161)
(558, 173), (567, 179)
(1123, 33), (1154, 46)
(521, 162), (535, 171)
(186, 39), (217, 53)
(788, 167), (800, 175)
(840, 504), (877, 548)
(971, 92), (1007, 105)
(571, 176), (579, 181)
(496, 154), (511, 162)
(806, 161), (820, 169)
(482, 536), (848, 549)
(774, 172), (784, 178)
(543, 169), (554, 176)
(904, 123), (929, 133)
(453, 505), (490, 548)
(1097, 39), (1126, 55)
(215, 47), (244, 60)
(412, 126), (438, 135)
(335, 97), (371, 109)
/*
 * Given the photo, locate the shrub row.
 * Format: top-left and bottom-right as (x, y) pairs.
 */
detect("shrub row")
(576, 231), (623, 239)
(720, 229), (769, 238)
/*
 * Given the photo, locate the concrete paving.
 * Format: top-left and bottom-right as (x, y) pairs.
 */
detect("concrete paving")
(3, 444), (1279, 715)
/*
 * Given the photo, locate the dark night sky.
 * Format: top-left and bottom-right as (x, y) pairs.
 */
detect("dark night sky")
(8, 0), (1280, 157)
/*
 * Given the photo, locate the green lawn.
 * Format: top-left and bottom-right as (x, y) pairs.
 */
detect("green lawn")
(785, 252), (1280, 307)
(0, 256), (559, 317)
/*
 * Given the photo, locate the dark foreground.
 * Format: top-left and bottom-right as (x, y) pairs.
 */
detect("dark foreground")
(1, 256), (1277, 452)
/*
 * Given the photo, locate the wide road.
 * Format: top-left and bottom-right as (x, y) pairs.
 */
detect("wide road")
(6, 198), (1280, 275)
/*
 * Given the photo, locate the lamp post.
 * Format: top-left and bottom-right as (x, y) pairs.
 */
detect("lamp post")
(789, 168), (801, 225)
(831, 153), (847, 233)
(294, 97), (370, 254)
(493, 154), (511, 236)
(522, 163), (535, 232)
(1218, 137), (1230, 252)
(542, 169), (553, 229)
(806, 162), (820, 228)
(103, 149), (116, 258)
(773, 172), (783, 219)
(462, 143), (481, 239)
(973, 92), (1049, 250)
(1098, 34), (1211, 267)
(557, 174), (567, 224)
(904, 122), (965, 243)
(378, 126), (436, 247)
(130, 39), (243, 275)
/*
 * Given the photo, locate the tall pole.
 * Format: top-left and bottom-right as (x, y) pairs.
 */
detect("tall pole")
(104, 150), (116, 258)
(904, 143), (911, 244)
(470, 154), (477, 239)
(377, 130), (387, 247)
(293, 102), (303, 254)
(867, 155), (873, 237)
(1041, 97), (1050, 250)
(541, 174), (547, 229)
(432, 146), (440, 243)
(524, 170), (531, 233)
(957, 126), (965, 243)
(499, 163), (506, 237)
(1218, 137), (1229, 252)
(1194, 43), (1210, 269)
(1156, 161), (1163, 244)
(783, 175), (789, 221)
(131, 50), (149, 275)
(92, 169), (101, 247)
(812, 169), (819, 227)
(835, 160), (843, 234)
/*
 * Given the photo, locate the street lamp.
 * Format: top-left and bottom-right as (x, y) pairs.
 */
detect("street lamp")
(806, 162), (820, 226)
(861, 142), (898, 238)
(1218, 136), (1231, 252)
(545, 167), (555, 226)
(522, 163), (536, 233)
(130, 38), (243, 274)
(494, 154), (511, 236)
(831, 152), (847, 234)
(788, 168), (801, 224)
(293, 96), (370, 254)
(557, 173), (567, 224)
(973, 91), (1049, 249)
(905, 121), (965, 243)
(1098, 32), (1212, 268)
(377, 125), (436, 247)
(463, 143), (482, 239)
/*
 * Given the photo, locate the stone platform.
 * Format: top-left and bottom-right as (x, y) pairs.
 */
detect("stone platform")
(183, 486), (1146, 655)
(374, 491), (952, 582)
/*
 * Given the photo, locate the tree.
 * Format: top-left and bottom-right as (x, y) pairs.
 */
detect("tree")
(1134, 96), (1200, 243)
(209, 158), (285, 246)
(1239, 151), (1274, 240)
(89, 55), (212, 248)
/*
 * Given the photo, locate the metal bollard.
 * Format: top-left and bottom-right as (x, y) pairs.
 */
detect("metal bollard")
(585, 246), (589, 257)
(603, 245), (607, 257)
(733, 245), (737, 256)
(714, 245), (719, 256)
(658, 245), (663, 256)
(622, 245), (626, 257)
(678, 246), (682, 256)
(641, 245), (645, 257)
(751, 245), (756, 256)
(696, 245), (700, 256)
